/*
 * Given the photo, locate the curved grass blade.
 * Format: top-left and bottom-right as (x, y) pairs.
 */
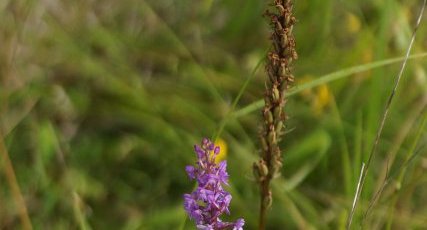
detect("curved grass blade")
(212, 54), (266, 140)
(232, 52), (427, 119)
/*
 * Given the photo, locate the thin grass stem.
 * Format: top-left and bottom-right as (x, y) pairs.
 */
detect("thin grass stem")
(212, 53), (266, 141)
(0, 133), (33, 230)
(385, 112), (427, 229)
(346, 0), (426, 228)
(347, 163), (365, 230)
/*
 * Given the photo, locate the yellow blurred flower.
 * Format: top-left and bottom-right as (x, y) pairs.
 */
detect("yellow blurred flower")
(401, 6), (412, 23)
(298, 75), (332, 116)
(312, 84), (332, 116)
(346, 12), (361, 34)
(214, 138), (227, 163)
(362, 48), (373, 63)
(298, 75), (315, 99)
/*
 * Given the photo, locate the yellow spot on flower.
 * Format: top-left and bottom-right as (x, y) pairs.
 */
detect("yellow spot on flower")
(214, 138), (227, 163)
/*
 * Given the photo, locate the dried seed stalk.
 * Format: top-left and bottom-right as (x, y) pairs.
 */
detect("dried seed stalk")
(253, 0), (297, 229)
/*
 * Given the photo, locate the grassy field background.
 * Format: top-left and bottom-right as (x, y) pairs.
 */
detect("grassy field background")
(1, 0), (427, 229)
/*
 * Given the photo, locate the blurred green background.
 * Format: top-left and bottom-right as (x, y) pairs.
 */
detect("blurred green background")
(1, 0), (427, 229)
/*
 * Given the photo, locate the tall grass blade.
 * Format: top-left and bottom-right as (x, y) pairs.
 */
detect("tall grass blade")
(73, 192), (91, 230)
(0, 134), (33, 230)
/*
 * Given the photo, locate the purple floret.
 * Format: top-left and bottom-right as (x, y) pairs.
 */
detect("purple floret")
(183, 138), (244, 230)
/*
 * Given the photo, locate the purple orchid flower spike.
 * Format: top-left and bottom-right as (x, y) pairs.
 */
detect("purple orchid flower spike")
(184, 138), (245, 230)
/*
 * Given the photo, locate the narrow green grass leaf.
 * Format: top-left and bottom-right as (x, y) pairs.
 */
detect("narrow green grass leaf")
(283, 129), (331, 191)
(141, 0), (224, 102)
(273, 183), (316, 230)
(330, 97), (352, 197)
(73, 192), (92, 230)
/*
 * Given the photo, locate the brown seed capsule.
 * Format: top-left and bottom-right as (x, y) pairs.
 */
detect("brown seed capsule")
(266, 65), (273, 76)
(289, 37), (296, 47)
(292, 50), (298, 59)
(268, 130), (276, 145)
(280, 81), (287, 93)
(268, 71), (277, 83)
(260, 136), (268, 152)
(265, 110), (274, 124)
(275, 21), (283, 32)
(272, 156), (282, 169)
(276, 4), (285, 14)
(280, 33), (288, 48)
(258, 160), (269, 177)
(269, 52), (280, 66)
(273, 37), (281, 53)
(275, 120), (283, 134)
(287, 74), (295, 83)
(290, 16), (296, 25)
(283, 48), (291, 58)
(263, 191), (273, 209)
(278, 64), (286, 77)
(271, 146), (281, 158)
(285, 14), (291, 25)
(288, 25), (293, 34)
(264, 94), (271, 107)
(272, 152), (282, 163)
(273, 106), (281, 119)
(272, 86), (280, 102)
